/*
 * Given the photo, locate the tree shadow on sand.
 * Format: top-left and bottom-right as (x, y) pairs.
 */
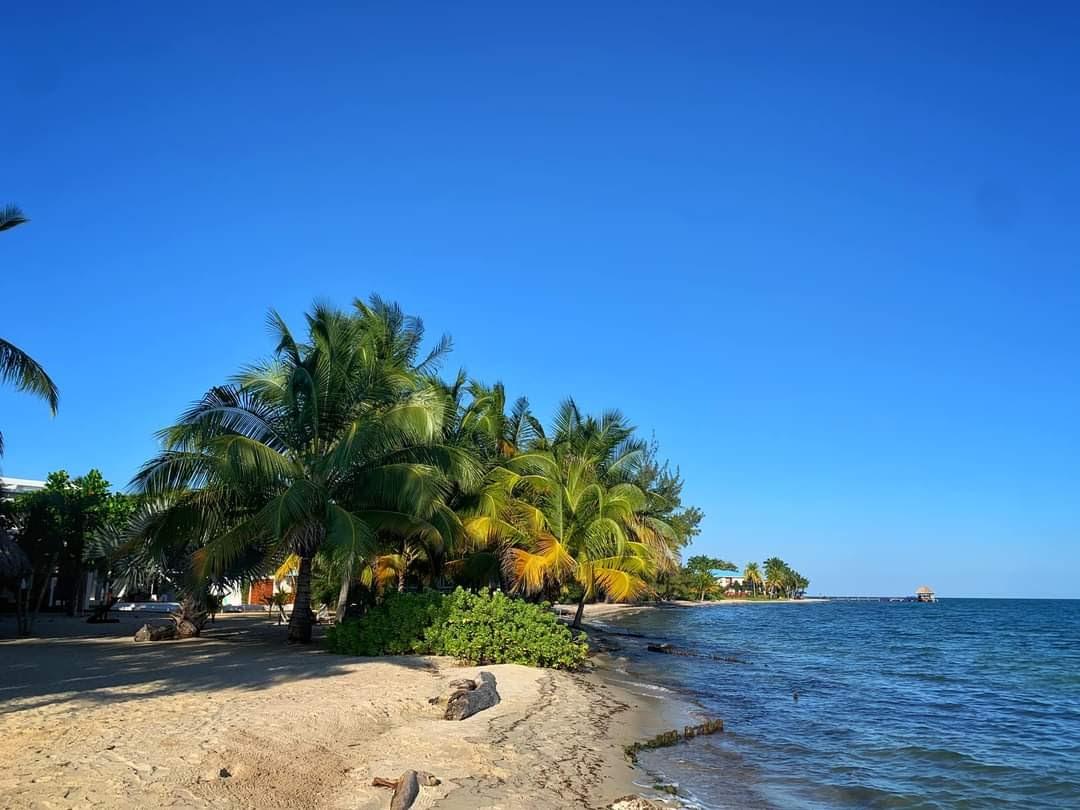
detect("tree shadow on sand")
(0, 613), (440, 715)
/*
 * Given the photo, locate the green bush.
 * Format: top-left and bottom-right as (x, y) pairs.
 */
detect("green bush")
(326, 588), (588, 669)
(325, 590), (447, 656)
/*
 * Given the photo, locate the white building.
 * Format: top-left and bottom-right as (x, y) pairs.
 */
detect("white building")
(0, 476), (47, 497)
(716, 572), (746, 589)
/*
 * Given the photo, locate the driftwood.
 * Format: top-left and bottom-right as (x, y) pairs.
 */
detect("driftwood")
(444, 671), (500, 720)
(134, 623), (177, 642)
(171, 597), (208, 638)
(624, 718), (724, 763)
(371, 770), (439, 810)
(646, 643), (749, 664)
(175, 618), (203, 639)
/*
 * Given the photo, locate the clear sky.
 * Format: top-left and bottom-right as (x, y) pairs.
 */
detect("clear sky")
(3, 3), (1078, 597)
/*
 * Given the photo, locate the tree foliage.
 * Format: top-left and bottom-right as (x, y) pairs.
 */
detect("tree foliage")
(99, 293), (707, 647)
(326, 588), (588, 669)
(1, 205), (59, 456)
(131, 297), (471, 643)
(12, 470), (133, 631)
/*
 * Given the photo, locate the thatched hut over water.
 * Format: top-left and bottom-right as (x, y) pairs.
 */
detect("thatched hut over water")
(915, 585), (936, 602)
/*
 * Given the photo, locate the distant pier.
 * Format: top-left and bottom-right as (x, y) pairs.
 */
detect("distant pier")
(816, 595), (925, 602)
(815, 585), (937, 603)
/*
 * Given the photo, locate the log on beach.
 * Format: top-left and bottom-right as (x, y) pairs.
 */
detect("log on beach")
(371, 770), (439, 810)
(133, 623), (177, 642)
(444, 671), (500, 720)
(390, 771), (419, 810)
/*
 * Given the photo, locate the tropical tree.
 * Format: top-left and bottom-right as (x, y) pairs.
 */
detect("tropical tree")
(744, 562), (763, 597)
(430, 377), (544, 590)
(758, 557), (809, 598)
(13, 469), (130, 630)
(264, 591), (290, 625)
(763, 556), (789, 598)
(133, 298), (476, 643)
(498, 401), (677, 628)
(782, 568), (810, 598)
(453, 379), (540, 461)
(1, 206), (60, 454)
(629, 439), (704, 554)
(684, 555), (737, 601)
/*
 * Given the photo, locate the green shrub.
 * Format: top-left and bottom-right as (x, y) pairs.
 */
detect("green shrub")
(326, 588), (588, 669)
(326, 590), (447, 656)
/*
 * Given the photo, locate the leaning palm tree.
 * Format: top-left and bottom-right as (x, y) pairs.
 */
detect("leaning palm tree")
(1, 207), (59, 453)
(501, 451), (661, 628)
(497, 401), (676, 629)
(744, 562), (763, 597)
(133, 299), (476, 643)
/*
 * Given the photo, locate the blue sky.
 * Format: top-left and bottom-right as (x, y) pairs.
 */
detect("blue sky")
(3, 3), (1078, 597)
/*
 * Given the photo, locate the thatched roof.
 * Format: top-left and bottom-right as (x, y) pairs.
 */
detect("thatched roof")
(0, 533), (31, 579)
(915, 585), (934, 594)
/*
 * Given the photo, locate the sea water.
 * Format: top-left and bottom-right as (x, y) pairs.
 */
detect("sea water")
(604, 599), (1080, 809)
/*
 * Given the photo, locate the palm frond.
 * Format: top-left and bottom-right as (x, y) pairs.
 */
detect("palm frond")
(0, 205), (28, 232)
(0, 338), (59, 415)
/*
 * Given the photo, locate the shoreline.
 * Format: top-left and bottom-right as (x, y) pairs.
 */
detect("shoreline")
(0, 613), (675, 809)
(578, 609), (719, 809)
(558, 598), (828, 622)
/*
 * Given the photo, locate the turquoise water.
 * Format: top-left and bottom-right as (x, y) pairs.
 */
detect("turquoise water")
(603, 599), (1080, 809)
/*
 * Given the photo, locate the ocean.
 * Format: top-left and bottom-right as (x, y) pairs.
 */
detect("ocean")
(601, 599), (1080, 809)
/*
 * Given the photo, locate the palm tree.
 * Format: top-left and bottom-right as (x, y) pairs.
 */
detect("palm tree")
(1, 206), (59, 453)
(455, 380), (540, 461)
(744, 562), (763, 597)
(498, 401), (676, 629)
(782, 569), (809, 599)
(763, 557), (788, 599)
(133, 298), (476, 643)
(501, 452), (655, 628)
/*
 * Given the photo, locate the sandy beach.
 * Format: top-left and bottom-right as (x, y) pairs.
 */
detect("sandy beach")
(0, 613), (672, 810)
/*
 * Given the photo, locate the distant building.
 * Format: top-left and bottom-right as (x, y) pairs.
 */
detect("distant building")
(0, 477), (47, 497)
(716, 572), (745, 588)
(915, 585), (936, 602)
(221, 577), (294, 607)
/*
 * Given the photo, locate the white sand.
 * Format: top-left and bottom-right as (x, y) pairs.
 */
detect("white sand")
(0, 614), (661, 810)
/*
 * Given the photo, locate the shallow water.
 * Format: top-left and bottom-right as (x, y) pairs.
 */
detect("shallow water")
(603, 599), (1080, 809)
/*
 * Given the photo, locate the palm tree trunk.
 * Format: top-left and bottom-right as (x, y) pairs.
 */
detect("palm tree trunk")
(287, 555), (314, 643)
(571, 591), (587, 630)
(335, 563), (351, 623)
(16, 574), (31, 636)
